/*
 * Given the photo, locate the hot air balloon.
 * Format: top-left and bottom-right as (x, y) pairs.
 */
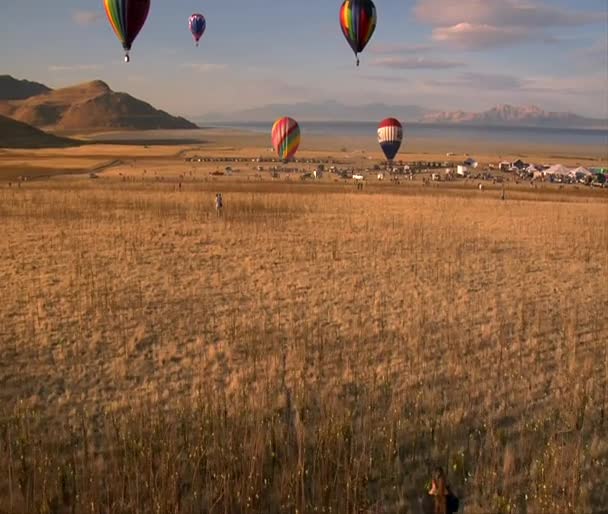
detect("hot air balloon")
(103, 0), (151, 62)
(189, 13), (206, 47)
(378, 118), (403, 162)
(271, 117), (301, 162)
(339, 0), (377, 66)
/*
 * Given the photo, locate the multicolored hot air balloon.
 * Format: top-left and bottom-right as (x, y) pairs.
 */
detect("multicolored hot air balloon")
(271, 117), (301, 162)
(378, 118), (403, 162)
(339, 0), (377, 66)
(103, 0), (151, 62)
(189, 13), (206, 47)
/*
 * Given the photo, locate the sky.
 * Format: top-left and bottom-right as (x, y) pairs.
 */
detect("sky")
(1, 0), (607, 118)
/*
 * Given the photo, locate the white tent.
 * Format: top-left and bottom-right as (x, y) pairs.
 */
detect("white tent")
(544, 164), (570, 177)
(570, 166), (592, 177)
(526, 164), (540, 174)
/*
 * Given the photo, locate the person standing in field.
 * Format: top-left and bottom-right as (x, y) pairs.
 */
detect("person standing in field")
(215, 193), (224, 217)
(428, 467), (458, 514)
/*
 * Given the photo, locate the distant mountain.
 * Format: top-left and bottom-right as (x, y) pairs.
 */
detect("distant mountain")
(0, 77), (198, 131)
(0, 115), (79, 148)
(202, 102), (606, 129)
(0, 75), (51, 101)
(202, 100), (431, 123)
(421, 104), (607, 129)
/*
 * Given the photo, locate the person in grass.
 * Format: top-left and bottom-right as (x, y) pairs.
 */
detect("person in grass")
(429, 467), (449, 514)
(215, 193), (223, 217)
(428, 467), (458, 514)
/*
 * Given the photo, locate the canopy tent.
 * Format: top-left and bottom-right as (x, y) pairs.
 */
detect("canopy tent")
(570, 167), (592, 177)
(512, 159), (527, 170)
(544, 164), (571, 177)
(533, 170), (544, 180)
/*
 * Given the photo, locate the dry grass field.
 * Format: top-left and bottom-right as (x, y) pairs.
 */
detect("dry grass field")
(1, 124), (608, 514)
(1, 173), (607, 514)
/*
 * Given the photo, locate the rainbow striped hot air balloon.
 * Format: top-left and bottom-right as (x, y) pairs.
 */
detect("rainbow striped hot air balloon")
(271, 117), (301, 162)
(339, 0), (377, 66)
(189, 13), (206, 47)
(103, 0), (151, 62)
(378, 118), (403, 162)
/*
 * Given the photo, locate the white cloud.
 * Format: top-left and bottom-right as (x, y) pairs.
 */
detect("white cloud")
(423, 71), (607, 96)
(371, 56), (465, 69)
(181, 63), (228, 73)
(523, 75), (608, 96)
(48, 64), (103, 72)
(72, 10), (103, 26)
(571, 37), (608, 66)
(414, 0), (601, 50)
(432, 23), (531, 49)
(414, 0), (599, 28)
(369, 43), (435, 55)
(426, 72), (525, 90)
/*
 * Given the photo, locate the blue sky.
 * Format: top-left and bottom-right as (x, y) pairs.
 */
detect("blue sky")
(1, 0), (606, 117)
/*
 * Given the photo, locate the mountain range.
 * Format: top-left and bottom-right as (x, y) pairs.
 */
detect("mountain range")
(203, 101), (606, 129)
(421, 104), (607, 129)
(0, 75), (51, 100)
(0, 76), (197, 132)
(0, 114), (78, 148)
(202, 101), (430, 124)
(1, 74), (605, 149)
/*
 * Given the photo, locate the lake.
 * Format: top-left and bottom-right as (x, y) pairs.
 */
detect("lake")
(207, 121), (608, 149)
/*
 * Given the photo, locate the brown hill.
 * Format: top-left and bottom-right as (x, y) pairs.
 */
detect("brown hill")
(0, 75), (51, 101)
(0, 79), (198, 131)
(0, 115), (79, 148)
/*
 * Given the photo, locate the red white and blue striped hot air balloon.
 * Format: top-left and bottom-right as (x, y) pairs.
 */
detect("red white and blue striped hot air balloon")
(189, 13), (206, 47)
(377, 118), (403, 162)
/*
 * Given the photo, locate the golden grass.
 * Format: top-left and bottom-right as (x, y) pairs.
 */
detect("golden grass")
(0, 179), (607, 513)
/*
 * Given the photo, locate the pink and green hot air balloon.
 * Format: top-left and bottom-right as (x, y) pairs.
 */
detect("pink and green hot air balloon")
(271, 117), (301, 162)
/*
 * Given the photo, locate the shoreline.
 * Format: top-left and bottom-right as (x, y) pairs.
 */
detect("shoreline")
(75, 125), (608, 158)
(1, 126), (606, 182)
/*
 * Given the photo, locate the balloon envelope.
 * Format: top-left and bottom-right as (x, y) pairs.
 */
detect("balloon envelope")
(378, 118), (403, 161)
(339, 0), (377, 65)
(272, 117), (301, 162)
(189, 14), (206, 44)
(103, 0), (150, 59)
